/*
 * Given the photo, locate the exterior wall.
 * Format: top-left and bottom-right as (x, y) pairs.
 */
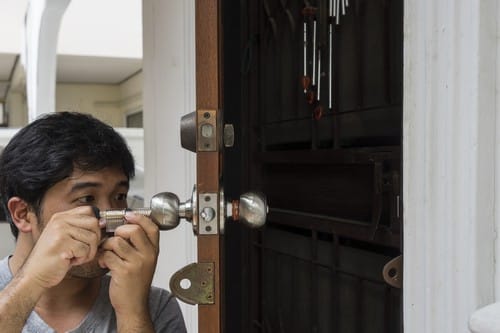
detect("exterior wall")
(119, 70), (143, 118)
(56, 83), (123, 125)
(56, 73), (143, 128)
(6, 70), (143, 128)
(5, 90), (27, 127)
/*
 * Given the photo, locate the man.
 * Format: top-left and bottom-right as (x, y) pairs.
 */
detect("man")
(0, 112), (186, 332)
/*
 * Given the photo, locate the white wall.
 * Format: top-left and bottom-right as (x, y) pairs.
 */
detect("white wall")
(142, 0), (197, 331)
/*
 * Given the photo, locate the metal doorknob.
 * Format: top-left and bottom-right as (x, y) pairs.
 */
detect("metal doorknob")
(231, 192), (268, 228)
(151, 188), (268, 230)
(99, 188), (267, 233)
(99, 191), (191, 232)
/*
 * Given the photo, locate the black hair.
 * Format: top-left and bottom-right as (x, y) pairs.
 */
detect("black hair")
(0, 112), (135, 239)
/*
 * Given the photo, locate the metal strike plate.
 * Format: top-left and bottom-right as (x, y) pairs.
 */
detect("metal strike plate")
(382, 255), (402, 289)
(197, 109), (217, 152)
(198, 192), (218, 235)
(169, 262), (214, 305)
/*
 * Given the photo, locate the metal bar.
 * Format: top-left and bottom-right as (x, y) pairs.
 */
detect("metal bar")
(195, 1), (224, 332)
(332, 13), (340, 148)
(312, 20), (317, 85)
(384, 286), (393, 333)
(356, 279), (364, 333)
(311, 230), (319, 331)
(268, 210), (401, 248)
(332, 233), (341, 332)
(253, 242), (387, 285)
(355, 1), (365, 109)
(384, 0), (392, 104)
(291, 249), (297, 332)
(263, 104), (401, 125)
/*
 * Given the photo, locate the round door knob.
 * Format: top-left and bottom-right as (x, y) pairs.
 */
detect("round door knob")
(150, 190), (196, 230)
(149, 192), (182, 230)
(234, 192), (268, 228)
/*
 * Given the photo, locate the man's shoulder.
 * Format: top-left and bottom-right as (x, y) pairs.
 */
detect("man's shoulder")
(0, 256), (12, 289)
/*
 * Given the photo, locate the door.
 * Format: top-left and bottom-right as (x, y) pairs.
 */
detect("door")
(174, 0), (403, 332)
(222, 0), (403, 332)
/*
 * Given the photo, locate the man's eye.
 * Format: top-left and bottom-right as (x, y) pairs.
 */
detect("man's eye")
(77, 195), (95, 204)
(115, 193), (128, 201)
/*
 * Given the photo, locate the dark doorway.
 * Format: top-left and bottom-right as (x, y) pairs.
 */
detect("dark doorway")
(223, 0), (403, 332)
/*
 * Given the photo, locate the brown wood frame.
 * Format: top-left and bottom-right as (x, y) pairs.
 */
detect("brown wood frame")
(195, 0), (224, 332)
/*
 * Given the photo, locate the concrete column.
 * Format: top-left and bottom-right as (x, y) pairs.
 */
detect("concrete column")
(25, 0), (70, 122)
(403, 0), (497, 332)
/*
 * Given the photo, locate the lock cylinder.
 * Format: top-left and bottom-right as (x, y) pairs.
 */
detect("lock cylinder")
(100, 208), (152, 232)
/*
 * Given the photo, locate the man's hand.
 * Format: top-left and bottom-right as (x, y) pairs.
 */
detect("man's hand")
(97, 212), (160, 331)
(23, 206), (102, 289)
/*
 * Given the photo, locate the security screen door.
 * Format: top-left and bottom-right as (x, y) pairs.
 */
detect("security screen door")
(221, 0), (404, 332)
(178, 0), (403, 332)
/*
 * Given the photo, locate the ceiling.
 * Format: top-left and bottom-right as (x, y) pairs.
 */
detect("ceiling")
(57, 55), (142, 84)
(0, 53), (142, 100)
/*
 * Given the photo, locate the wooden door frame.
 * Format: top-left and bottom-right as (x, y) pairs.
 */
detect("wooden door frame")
(195, 1), (224, 332)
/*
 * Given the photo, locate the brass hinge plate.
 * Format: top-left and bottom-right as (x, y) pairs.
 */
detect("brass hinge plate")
(169, 262), (215, 305)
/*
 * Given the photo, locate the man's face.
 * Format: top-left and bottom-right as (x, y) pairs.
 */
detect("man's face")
(33, 166), (130, 279)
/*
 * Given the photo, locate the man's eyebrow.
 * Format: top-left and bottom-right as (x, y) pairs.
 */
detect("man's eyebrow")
(117, 180), (130, 189)
(69, 182), (101, 193)
(69, 180), (129, 193)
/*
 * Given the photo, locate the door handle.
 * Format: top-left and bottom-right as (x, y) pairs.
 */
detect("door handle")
(97, 186), (267, 234)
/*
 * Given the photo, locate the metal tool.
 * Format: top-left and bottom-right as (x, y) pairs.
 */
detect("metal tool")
(98, 188), (268, 234)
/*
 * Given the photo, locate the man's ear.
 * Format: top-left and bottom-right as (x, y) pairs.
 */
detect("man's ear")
(7, 197), (36, 233)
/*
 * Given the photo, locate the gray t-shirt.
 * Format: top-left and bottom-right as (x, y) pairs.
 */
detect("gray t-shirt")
(0, 256), (187, 332)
